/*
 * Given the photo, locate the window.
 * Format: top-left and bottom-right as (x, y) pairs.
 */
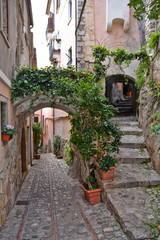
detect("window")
(68, 0), (72, 21)
(67, 47), (72, 67)
(1, 101), (8, 127)
(34, 116), (39, 123)
(0, 97), (8, 145)
(56, 0), (60, 11)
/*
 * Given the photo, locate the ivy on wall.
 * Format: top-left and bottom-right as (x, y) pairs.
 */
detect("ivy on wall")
(12, 65), (122, 177)
(92, 45), (150, 92)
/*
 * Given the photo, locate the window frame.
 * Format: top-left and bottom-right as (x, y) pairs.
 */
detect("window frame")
(56, 0), (61, 12)
(68, 0), (72, 21)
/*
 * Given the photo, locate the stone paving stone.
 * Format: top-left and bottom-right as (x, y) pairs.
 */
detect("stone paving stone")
(106, 187), (160, 240)
(96, 163), (160, 190)
(0, 153), (128, 240)
(120, 135), (145, 148)
(114, 147), (150, 164)
(120, 125), (143, 135)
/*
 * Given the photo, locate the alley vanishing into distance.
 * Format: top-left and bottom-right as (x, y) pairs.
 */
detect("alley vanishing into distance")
(0, 154), (128, 240)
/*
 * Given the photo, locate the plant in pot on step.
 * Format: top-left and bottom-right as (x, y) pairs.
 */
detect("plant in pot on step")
(1, 125), (16, 141)
(95, 155), (116, 181)
(32, 122), (43, 159)
(95, 121), (122, 181)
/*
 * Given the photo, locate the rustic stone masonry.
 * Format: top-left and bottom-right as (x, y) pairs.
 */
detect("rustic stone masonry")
(0, 115), (29, 229)
(0, 136), (23, 229)
(77, 0), (95, 71)
(139, 0), (160, 174)
(139, 50), (160, 175)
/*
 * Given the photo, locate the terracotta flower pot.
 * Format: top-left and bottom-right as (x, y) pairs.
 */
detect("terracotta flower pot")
(95, 160), (116, 181)
(35, 153), (40, 159)
(81, 184), (101, 205)
(1, 134), (11, 141)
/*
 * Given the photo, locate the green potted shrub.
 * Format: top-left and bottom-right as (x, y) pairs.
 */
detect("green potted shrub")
(1, 125), (16, 141)
(95, 155), (116, 181)
(81, 175), (101, 205)
(53, 135), (63, 158)
(32, 122), (43, 159)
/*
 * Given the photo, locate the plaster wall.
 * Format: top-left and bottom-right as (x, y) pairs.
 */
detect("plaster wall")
(94, 0), (141, 79)
(54, 0), (76, 67)
(54, 109), (71, 139)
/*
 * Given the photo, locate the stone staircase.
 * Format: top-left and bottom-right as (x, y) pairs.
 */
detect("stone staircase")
(96, 117), (160, 240)
(114, 99), (133, 114)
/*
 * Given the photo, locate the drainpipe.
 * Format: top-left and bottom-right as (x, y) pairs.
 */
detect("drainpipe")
(28, 0), (34, 165)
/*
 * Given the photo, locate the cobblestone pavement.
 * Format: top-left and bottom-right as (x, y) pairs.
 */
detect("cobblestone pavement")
(0, 153), (128, 240)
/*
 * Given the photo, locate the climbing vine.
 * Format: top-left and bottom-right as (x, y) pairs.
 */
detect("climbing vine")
(12, 64), (122, 178)
(128, 0), (160, 21)
(92, 45), (150, 92)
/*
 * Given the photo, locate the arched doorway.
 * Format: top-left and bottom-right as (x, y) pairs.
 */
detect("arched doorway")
(105, 75), (137, 115)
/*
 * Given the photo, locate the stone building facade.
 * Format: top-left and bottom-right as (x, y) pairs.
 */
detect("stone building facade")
(139, 1), (160, 174)
(0, 0), (36, 228)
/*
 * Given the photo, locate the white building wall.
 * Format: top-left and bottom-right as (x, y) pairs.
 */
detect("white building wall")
(54, 0), (76, 67)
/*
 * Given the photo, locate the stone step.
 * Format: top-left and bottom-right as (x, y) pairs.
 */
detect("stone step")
(96, 163), (160, 190)
(111, 116), (137, 122)
(104, 186), (160, 240)
(120, 135), (145, 148)
(120, 126), (143, 135)
(115, 107), (132, 113)
(113, 147), (150, 164)
(113, 121), (139, 127)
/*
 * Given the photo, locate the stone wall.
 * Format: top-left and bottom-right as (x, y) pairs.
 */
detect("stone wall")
(139, 6), (160, 174)
(0, 128), (24, 228)
(77, 0), (95, 70)
(0, 0), (34, 228)
(139, 50), (160, 175)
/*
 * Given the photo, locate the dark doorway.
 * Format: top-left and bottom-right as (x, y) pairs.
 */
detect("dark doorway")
(21, 127), (27, 173)
(105, 75), (137, 115)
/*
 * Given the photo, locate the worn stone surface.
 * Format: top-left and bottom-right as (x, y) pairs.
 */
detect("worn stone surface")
(102, 119), (160, 240)
(139, 51), (160, 175)
(105, 187), (160, 240)
(96, 163), (160, 190)
(0, 154), (128, 240)
(114, 147), (150, 164)
(120, 126), (143, 135)
(121, 135), (145, 148)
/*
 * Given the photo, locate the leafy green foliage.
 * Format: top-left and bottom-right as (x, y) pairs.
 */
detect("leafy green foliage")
(151, 114), (160, 135)
(148, 32), (160, 51)
(92, 46), (150, 92)
(32, 122), (43, 153)
(64, 141), (73, 165)
(53, 135), (62, 156)
(84, 176), (99, 190)
(1, 125), (16, 135)
(97, 155), (116, 172)
(12, 64), (122, 181)
(128, 0), (160, 20)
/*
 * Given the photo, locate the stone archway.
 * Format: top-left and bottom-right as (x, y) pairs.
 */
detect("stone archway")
(13, 94), (77, 117)
(105, 74), (138, 115)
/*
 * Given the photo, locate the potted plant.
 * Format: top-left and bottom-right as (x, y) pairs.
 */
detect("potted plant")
(1, 125), (16, 141)
(81, 175), (101, 205)
(32, 122), (43, 159)
(53, 135), (63, 158)
(95, 155), (116, 181)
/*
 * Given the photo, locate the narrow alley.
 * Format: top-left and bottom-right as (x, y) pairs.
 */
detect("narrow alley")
(0, 154), (128, 240)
